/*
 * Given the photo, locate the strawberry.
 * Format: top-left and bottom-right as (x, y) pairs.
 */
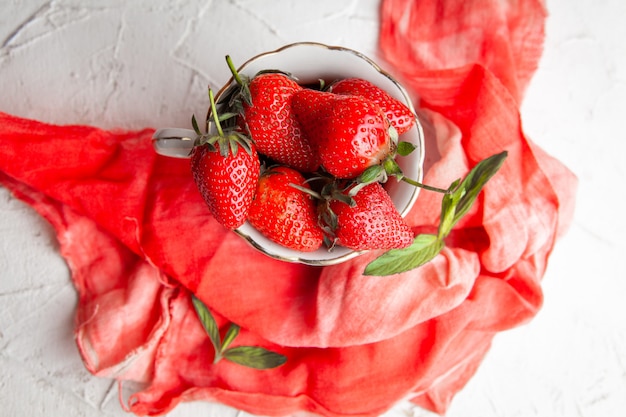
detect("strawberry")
(292, 89), (394, 179)
(321, 182), (414, 250)
(226, 57), (320, 172)
(191, 89), (260, 230)
(247, 166), (324, 252)
(329, 78), (416, 135)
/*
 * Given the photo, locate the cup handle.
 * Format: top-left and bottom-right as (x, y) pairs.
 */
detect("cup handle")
(152, 128), (197, 158)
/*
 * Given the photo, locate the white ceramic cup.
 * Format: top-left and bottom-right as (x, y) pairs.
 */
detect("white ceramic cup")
(152, 42), (425, 265)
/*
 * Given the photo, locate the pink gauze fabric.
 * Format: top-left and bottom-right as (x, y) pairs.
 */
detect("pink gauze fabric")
(0, 0), (577, 416)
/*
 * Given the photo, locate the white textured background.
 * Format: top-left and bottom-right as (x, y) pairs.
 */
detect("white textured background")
(1, 1), (625, 416)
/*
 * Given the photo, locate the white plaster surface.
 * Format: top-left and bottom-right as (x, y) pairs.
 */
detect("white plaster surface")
(1, 0), (625, 416)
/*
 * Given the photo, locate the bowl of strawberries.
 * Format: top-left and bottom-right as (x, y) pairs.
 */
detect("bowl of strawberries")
(153, 42), (426, 266)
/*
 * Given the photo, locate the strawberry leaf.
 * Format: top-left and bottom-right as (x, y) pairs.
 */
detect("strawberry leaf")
(218, 137), (231, 157)
(396, 141), (416, 157)
(217, 83), (240, 105)
(228, 138), (239, 156)
(222, 346), (287, 370)
(231, 132), (254, 155)
(217, 112), (239, 122)
(383, 158), (403, 178)
(191, 114), (202, 135)
(191, 295), (221, 353)
(357, 164), (385, 185)
(325, 207), (339, 230)
(364, 234), (444, 276)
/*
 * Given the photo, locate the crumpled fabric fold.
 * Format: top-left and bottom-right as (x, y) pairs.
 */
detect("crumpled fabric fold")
(0, 0), (576, 415)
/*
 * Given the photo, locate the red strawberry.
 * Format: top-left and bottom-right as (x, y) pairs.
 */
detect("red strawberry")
(322, 182), (414, 250)
(329, 78), (416, 135)
(292, 89), (394, 179)
(191, 89), (260, 230)
(248, 166), (324, 252)
(226, 57), (319, 172)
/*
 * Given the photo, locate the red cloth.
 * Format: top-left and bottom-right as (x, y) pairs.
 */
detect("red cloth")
(0, 0), (576, 416)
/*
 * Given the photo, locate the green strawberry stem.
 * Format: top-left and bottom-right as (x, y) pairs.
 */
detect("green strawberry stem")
(225, 55), (255, 109)
(400, 176), (452, 194)
(225, 55), (246, 87)
(357, 159), (452, 195)
(208, 89), (225, 137)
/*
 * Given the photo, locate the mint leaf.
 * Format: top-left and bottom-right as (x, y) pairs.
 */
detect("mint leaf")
(438, 179), (462, 239)
(453, 151), (508, 225)
(221, 324), (240, 351)
(191, 295), (221, 353)
(223, 346), (287, 370)
(396, 141), (417, 156)
(364, 234), (444, 276)
(191, 295), (287, 369)
(439, 151), (508, 237)
(364, 151), (508, 276)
